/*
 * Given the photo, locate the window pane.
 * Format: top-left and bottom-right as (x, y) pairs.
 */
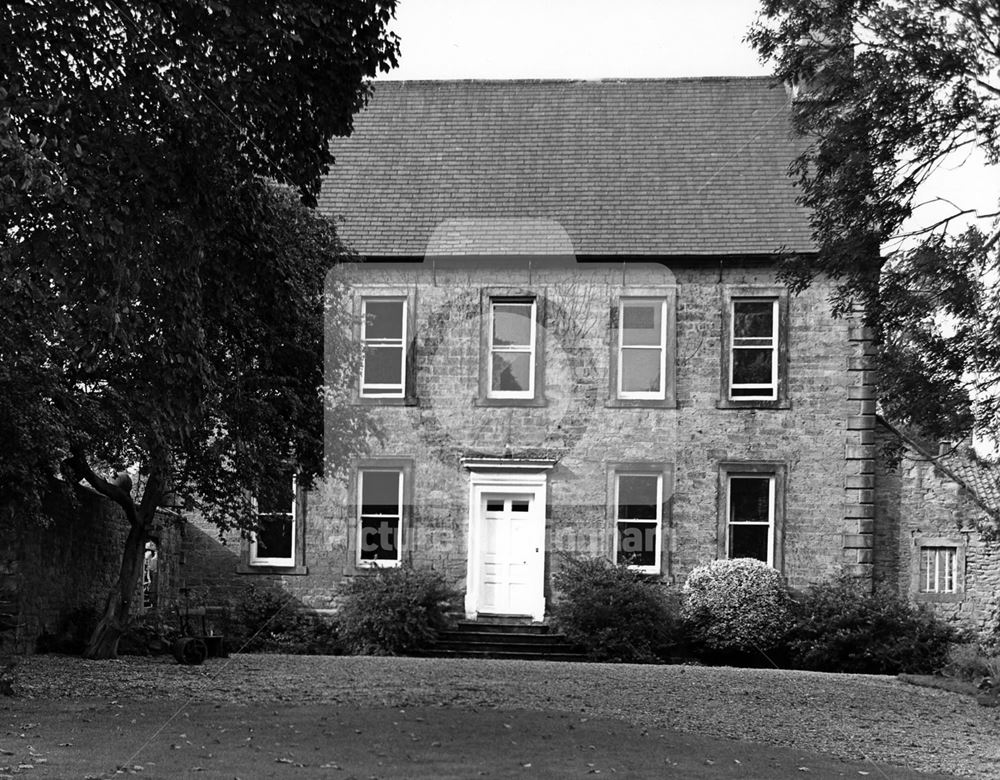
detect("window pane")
(732, 348), (773, 386)
(511, 501), (530, 512)
(486, 499), (504, 512)
(359, 516), (399, 561)
(729, 477), (770, 524)
(617, 475), (659, 520)
(256, 516), (293, 559)
(616, 522), (657, 567)
(363, 346), (403, 385)
(361, 471), (400, 515)
(729, 524), (769, 562)
(621, 302), (662, 346)
(364, 300), (404, 340)
(492, 303), (532, 346)
(733, 301), (774, 338)
(257, 472), (294, 514)
(621, 349), (661, 393)
(492, 351), (531, 392)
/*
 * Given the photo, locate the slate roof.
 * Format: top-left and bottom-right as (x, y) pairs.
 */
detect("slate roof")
(317, 78), (815, 258)
(940, 450), (1000, 517)
(879, 417), (1000, 519)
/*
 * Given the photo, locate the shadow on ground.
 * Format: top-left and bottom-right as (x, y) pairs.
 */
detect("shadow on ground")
(1, 700), (953, 779)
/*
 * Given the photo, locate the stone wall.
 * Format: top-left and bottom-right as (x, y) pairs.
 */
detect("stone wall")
(189, 257), (861, 615)
(0, 486), (183, 654)
(874, 421), (1000, 638)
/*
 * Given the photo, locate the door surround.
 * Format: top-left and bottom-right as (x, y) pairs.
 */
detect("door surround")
(461, 458), (555, 622)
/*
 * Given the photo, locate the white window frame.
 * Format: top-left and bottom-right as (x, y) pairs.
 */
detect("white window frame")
(360, 296), (407, 398)
(250, 474), (297, 567)
(729, 298), (779, 401)
(725, 473), (776, 567)
(613, 472), (663, 574)
(357, 468), (404, 567)
(487, 298), (536, 399)
(921, 546), (958, 594)
(617, 298), (668, 400)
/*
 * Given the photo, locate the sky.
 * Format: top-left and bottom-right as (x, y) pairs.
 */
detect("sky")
(384, 0), (768, 81)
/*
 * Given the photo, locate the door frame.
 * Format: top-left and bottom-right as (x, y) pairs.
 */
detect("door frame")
(462, 459), (554, 622)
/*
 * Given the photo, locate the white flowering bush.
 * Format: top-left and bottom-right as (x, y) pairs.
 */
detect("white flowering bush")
(681, 558), (792, 655)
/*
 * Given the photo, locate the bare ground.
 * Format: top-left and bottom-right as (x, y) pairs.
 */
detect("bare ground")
(4, 654), (999, 778)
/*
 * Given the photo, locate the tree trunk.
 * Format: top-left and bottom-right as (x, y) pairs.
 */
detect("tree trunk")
(84, 521), (148, 660)
(70, 453), (166, 661)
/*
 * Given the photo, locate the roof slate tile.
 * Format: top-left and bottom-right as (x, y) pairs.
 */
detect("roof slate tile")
(318, 78), (814, 257)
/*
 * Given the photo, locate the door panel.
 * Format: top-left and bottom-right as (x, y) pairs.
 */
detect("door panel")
(479, 493), (538, 615)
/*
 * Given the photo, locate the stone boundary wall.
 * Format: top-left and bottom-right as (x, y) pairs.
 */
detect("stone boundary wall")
(0, 486), (183, 655)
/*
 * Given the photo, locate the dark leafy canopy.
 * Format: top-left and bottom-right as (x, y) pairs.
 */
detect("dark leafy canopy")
(0, 1), (398, 522)
(749, 1), (1000, 445)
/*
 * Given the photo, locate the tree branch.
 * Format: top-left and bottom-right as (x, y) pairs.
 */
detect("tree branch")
(67, 451), (139, 527)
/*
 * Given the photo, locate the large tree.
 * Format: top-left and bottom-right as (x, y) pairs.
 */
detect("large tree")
(1, 1), (398, 658)
(749, 0), (1000, 448)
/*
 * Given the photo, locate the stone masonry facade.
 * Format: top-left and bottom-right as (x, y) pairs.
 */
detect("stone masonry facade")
(874, 422), (1000, 637)
(181, 256), (872, 622)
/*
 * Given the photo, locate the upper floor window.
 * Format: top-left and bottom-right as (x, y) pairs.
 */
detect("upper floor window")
(613, 471), (663, 574)
(358, 468), (403, 566)
(729, 298), (778, 401)
(617, 298), (668, 400)
(488, 298), (536, 399)
(360, 297), (407, 398)
(250, 472), (298, 567)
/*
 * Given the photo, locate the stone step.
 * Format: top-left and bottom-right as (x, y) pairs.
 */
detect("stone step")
(433, 637), (578, 654)
(421, 619), (586, 661)
(416, 648), (588, 662)
(454, 620), (551, 635)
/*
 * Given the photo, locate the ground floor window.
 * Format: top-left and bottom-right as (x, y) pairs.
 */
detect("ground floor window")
(920, 546), (958, 594)
(608, 463), (672, 575)
(250, 472), (298, 567)
(358, 468), (403, 565)
(718, 462), (785, 571)
(726, 474), (775, 564)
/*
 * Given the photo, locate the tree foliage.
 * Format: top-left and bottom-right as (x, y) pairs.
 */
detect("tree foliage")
(749, 0), (1000, 445)
(0, 1), (398, 657)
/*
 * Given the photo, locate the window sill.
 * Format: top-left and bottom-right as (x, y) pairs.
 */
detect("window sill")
(606, 398), (677, 410)
(913, 592), (963, 604)
(344, 560), (403, 575)
(716, 399), (791, 411)
(237, 564), (309, 576)
(354, 396), (419, 407)
(475, 396), (547, 408)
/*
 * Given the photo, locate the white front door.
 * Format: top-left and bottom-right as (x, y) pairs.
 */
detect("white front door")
(464, 472), (548, 622)
(479, 494), (538, 615)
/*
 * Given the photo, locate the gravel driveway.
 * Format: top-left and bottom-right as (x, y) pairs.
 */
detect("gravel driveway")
(13, 654), (1000, 777)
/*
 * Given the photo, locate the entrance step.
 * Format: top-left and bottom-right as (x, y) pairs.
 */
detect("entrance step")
(418, 620), (587, 662)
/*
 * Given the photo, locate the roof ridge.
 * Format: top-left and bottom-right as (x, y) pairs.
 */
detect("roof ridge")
(371, 75), (779, 86)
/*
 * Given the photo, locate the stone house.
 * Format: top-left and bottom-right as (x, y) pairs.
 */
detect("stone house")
(874, 418), (999, 636)
(179, 78), (997, 636)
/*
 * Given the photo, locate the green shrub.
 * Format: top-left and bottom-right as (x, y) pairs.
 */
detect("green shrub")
(681, 559), (792, 660)
(36, 605), (100, 655)
(338, 565), (457, 655)
(233, 584), (343, 655)
(787, 577), (958, 674)
(551, 556), (679, 663)
(118, 612), (182, 655)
